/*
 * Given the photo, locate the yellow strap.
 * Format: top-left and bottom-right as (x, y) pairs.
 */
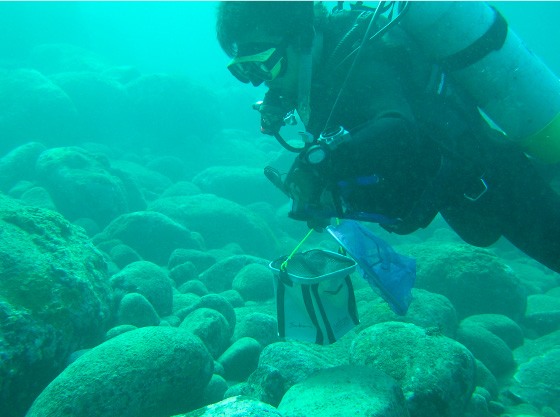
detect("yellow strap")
(280, 228), (314, 272)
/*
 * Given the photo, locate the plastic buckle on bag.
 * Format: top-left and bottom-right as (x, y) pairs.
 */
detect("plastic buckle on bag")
(464, 178), (488, 202)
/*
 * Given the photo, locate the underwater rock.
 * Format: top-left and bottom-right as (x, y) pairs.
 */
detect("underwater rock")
(180, 396), (283, 417)
(105, 324), (138, 341)
(168, 248), (216, 273)
(220, 289), (245, 308)
(232, 263), (275, 302)
(405, 242), (526, 320)
(178, 280), (209, 297)
(20, 186), (57, 211)
(194, 374), (228, 410)
(233, 312), (279, 347)
(100, 211), (203, 266)
(0, 141), (46, 192)
(49, 71), (130, 145)
(109, 243), (143, 269)
(218, 337), (262, 382)
(523, 294), (560, 336)
(117, 292), (160, 328)
(510, 349), (560, 414)
(148, 194), (279, 259)
(356, 288), (458, 338)
(257, 341), (336, 392)
(161, 180), (202, 199)
(35, 147), (130, 227)
(126, 73), (222, 149)
(461, 314), (524, 350)
(180, 307), (231, 359)
(177, 294), (236, 337)
(146, 155), (187, 182)
(170, 261), (199, 286)
(514, 328), (560, 365)
(110, 261), (173, 317)
(456, 322), (515, 377)
(25, 326), (213, 417)
(0, 69), (78, 154)
(111, 159), (173, 194)
(198, 255), (270, 293)
(192, 165), (286, 207)
(278, 365), (410, 417)
(0, 194), (111, 417)
(28, 43), (110, 75)
(72, 217), (101, 237)
(350, 321), (476, 417)
(474, 359), (499, 399)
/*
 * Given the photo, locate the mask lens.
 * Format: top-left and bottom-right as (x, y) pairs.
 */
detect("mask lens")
(227, 44), (284, 85)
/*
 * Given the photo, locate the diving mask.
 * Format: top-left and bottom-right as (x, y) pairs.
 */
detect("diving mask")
(227, 42), (286, 86)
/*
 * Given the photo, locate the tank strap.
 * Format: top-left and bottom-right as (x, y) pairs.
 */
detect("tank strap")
(439, 7), (508, 72)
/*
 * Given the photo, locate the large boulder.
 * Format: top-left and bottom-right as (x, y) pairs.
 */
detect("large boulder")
(149, 194), (278, 259)
(0, 195), (112, 417)
(180, 396), (283, 417)
(49, 71), (130, 144)
(0, 142), (46, 192)
(404, 242), (526, 320)
(25, 326), (214, 417)
(28, 43), (110, 75)
(510, 349), (560, 414)
(0, 69), (78, 154)
(100, 211), (203, 266)
(350, 321), (476, 417)
(199, 255), (269, 293)
(278, 365), (410, 417)
(110, 261), (173, 317)
(35, 147), (132, 227)
(126, 73), (222, 151)
(192, 165), (286, 207)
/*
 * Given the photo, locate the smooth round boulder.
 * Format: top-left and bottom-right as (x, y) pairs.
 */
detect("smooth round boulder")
(181, 308), (231, 358)
(25, 327), (213, 417)
(117, 293), (160, 328)
(232, 263), (275, 302)
(181, 396), (283, 417)
(218, 337), (262, 381)
(461, 314), (524, 350)
(278, 365), (410, 417)
(101, 211), (203, 266)
(110, 261), (173, 317)
(404, 242), (526, 320)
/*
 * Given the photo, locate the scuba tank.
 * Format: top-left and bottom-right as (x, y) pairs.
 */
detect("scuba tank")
(397, 1), (560, 163)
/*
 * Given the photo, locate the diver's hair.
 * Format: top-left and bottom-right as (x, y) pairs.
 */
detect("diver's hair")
(216, 1), (329, 57)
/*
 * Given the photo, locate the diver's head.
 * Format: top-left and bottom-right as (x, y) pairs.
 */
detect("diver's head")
(216, 1), (327, 100)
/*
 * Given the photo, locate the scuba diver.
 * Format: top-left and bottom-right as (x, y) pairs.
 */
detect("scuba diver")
(216, 1), (560, 274)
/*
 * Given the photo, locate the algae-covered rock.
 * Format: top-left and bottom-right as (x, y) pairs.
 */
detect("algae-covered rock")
(100, 211), (203, 266)
(233, 312), (279, 347)
(25, 326), (213, 417)
(511, 349), (560, 414)
(0, 69), (78, 154)
(0, 142), (46, 192)
(110, 261), (173, 317)
(278, 365), (410, 417)
(232, 263), (275, 302)
(192, 165), (286, 207)
(523, 294), (560, 336)
(148, 194), (279, 259)
(350, 321), (476, 417)
(181, 308), (231, 359)
(180, 396), (283, 417)
(455, 322), (515, 377)
(0, 194), (111, 417)
(404, 242), (526, 320)
(218, 337), (262, 381)
(49, 71), (130, 144)
(461, 314), (524, 350)
(35, 147), (131, 227)
(199, 255), (269, 293)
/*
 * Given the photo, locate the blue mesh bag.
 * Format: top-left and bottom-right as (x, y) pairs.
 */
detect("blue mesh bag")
(327, 220), (415, 315)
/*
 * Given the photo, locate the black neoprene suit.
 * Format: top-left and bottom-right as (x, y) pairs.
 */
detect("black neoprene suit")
(303, 12), (560, 273)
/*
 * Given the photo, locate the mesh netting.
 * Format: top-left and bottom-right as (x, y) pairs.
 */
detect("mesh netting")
(271, 249), (355, 278)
